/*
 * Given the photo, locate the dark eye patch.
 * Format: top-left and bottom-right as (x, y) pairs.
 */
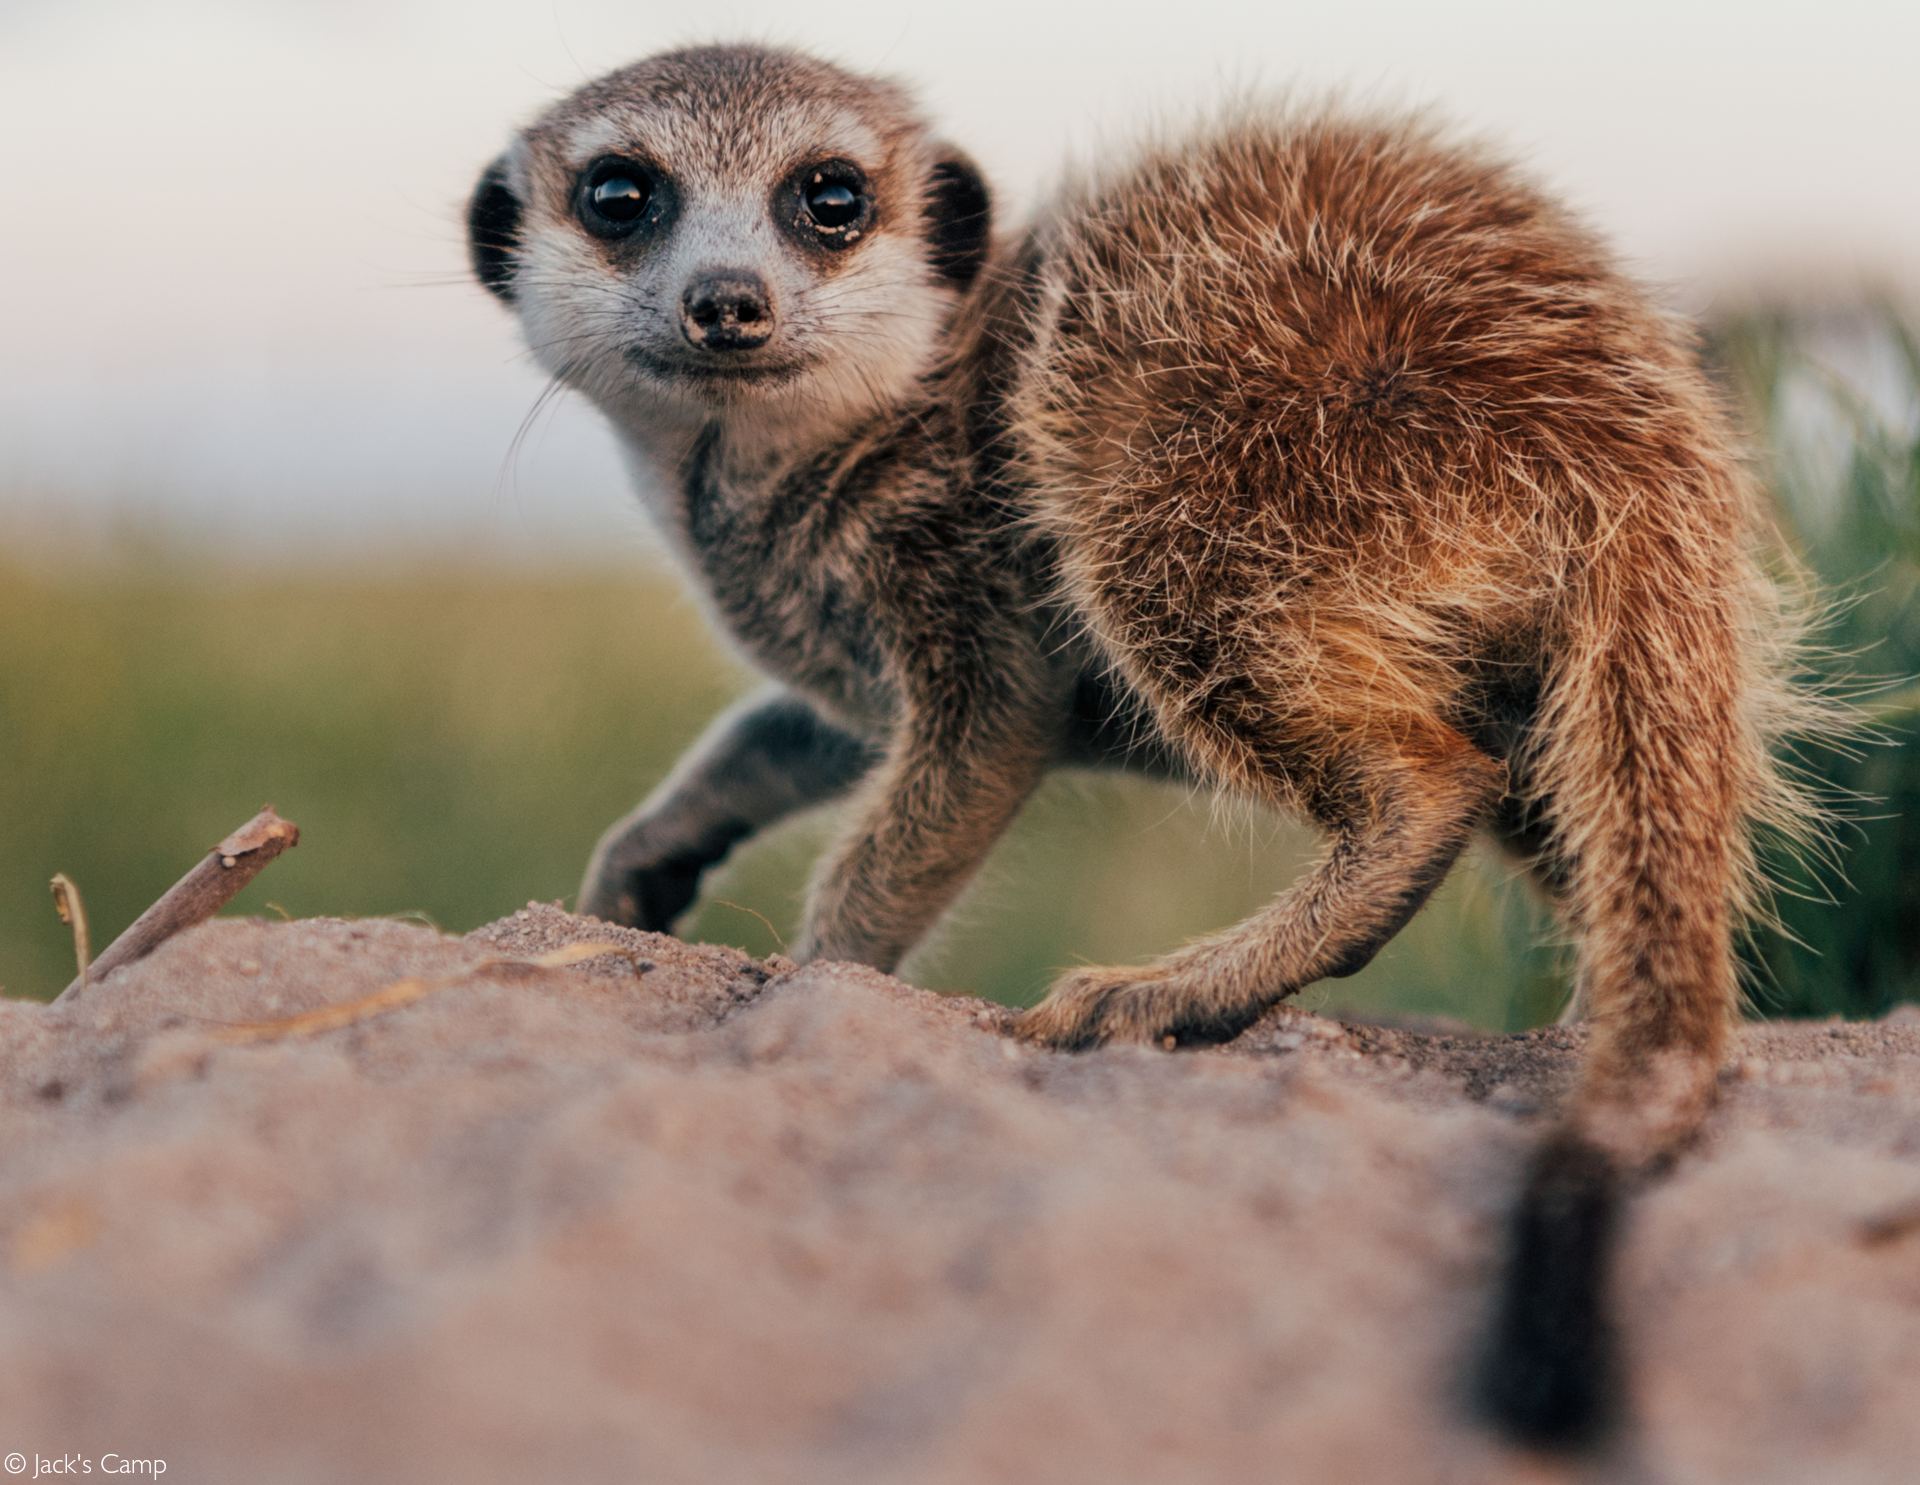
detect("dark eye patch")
(789, 160), (873, 248)
(576, 156), (674, 242)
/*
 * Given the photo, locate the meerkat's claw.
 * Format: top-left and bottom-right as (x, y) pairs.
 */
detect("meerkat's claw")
(1016, 966), (1245, 1051)
(577, 846), (707, 933)
(1015, 967), (1141, 1050)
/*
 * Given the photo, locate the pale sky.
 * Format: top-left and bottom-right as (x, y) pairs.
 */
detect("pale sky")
(2, 0), (1915, 558)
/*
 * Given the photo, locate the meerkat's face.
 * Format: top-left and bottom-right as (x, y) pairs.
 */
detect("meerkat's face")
(468, 46), (991, 439)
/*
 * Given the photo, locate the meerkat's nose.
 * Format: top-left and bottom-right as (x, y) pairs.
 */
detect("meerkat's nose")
(680, 272), (774, 351)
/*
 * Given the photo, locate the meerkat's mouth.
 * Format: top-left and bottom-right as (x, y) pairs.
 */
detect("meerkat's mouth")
(625, 346), (811, 388)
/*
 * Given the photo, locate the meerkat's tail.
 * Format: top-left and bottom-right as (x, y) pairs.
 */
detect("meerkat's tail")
(1478, 1130), (1625, 1445)
(1476, 531), (1837, 1449)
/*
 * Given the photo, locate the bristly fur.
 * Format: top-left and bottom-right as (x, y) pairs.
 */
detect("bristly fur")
(469, 46), (1850, 1457)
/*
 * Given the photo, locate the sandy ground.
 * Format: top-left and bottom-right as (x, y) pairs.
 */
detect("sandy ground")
(2, 904), (1917, 1485)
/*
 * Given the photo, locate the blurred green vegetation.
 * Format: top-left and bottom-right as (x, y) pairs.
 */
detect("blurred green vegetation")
(1715, 307), (1920, 1017)
(0, 561), (1562, 1022)
(1, 306), (1913, 1023)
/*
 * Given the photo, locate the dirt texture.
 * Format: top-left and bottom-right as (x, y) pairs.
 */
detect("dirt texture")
(2, 903), (1917, 1484)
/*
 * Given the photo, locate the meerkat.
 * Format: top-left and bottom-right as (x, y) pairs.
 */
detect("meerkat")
(468, 45), (1831, 1445)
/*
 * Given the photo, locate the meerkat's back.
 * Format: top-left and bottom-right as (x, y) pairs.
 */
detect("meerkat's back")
(1018, 112), (1748, 642)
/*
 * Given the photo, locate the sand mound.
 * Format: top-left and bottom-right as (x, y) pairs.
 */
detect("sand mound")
(2, 904), (1917, 1483)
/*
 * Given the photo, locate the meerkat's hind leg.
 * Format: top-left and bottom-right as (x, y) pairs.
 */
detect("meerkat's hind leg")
(1488, 789), (1589, 1024)
(1017, 724), (1506, 1049)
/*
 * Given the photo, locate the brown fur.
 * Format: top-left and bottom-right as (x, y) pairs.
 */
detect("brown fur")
(472, 49), (1838, 1444)
(1001, 112), (1826, 1154)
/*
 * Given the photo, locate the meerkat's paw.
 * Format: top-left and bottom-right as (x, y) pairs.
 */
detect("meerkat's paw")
(1015, 965), (1248, 1051)
(577, 824), (711, 932)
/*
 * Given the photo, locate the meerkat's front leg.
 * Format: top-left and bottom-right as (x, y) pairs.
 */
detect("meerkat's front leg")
(580, 687), (877, 930)
(794, 666), (1056, 973)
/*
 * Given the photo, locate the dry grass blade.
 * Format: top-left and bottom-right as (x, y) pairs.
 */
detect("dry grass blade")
(212, 941), (640, 1045)
(710, 898), (787, 953)
(49, 873), (91, 990)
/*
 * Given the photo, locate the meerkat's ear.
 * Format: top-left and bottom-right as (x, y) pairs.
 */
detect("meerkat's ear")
(923, 148), (992, 288)
(467, 154), (523, 305)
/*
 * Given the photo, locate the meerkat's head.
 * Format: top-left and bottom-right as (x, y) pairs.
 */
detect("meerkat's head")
(468, 45), (992, 439)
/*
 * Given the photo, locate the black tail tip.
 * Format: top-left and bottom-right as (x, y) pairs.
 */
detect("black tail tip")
(1475, 1132), (1624, 1452)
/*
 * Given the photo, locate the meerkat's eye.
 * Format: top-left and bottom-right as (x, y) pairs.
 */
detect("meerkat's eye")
(794, 161), (872, 246)
(806, 180), (860, 228)
(577, 158), (658, 239)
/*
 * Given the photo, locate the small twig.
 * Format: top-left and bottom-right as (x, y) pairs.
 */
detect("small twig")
(49, 874), (92, 992)
(53, 808), (300, 1004)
